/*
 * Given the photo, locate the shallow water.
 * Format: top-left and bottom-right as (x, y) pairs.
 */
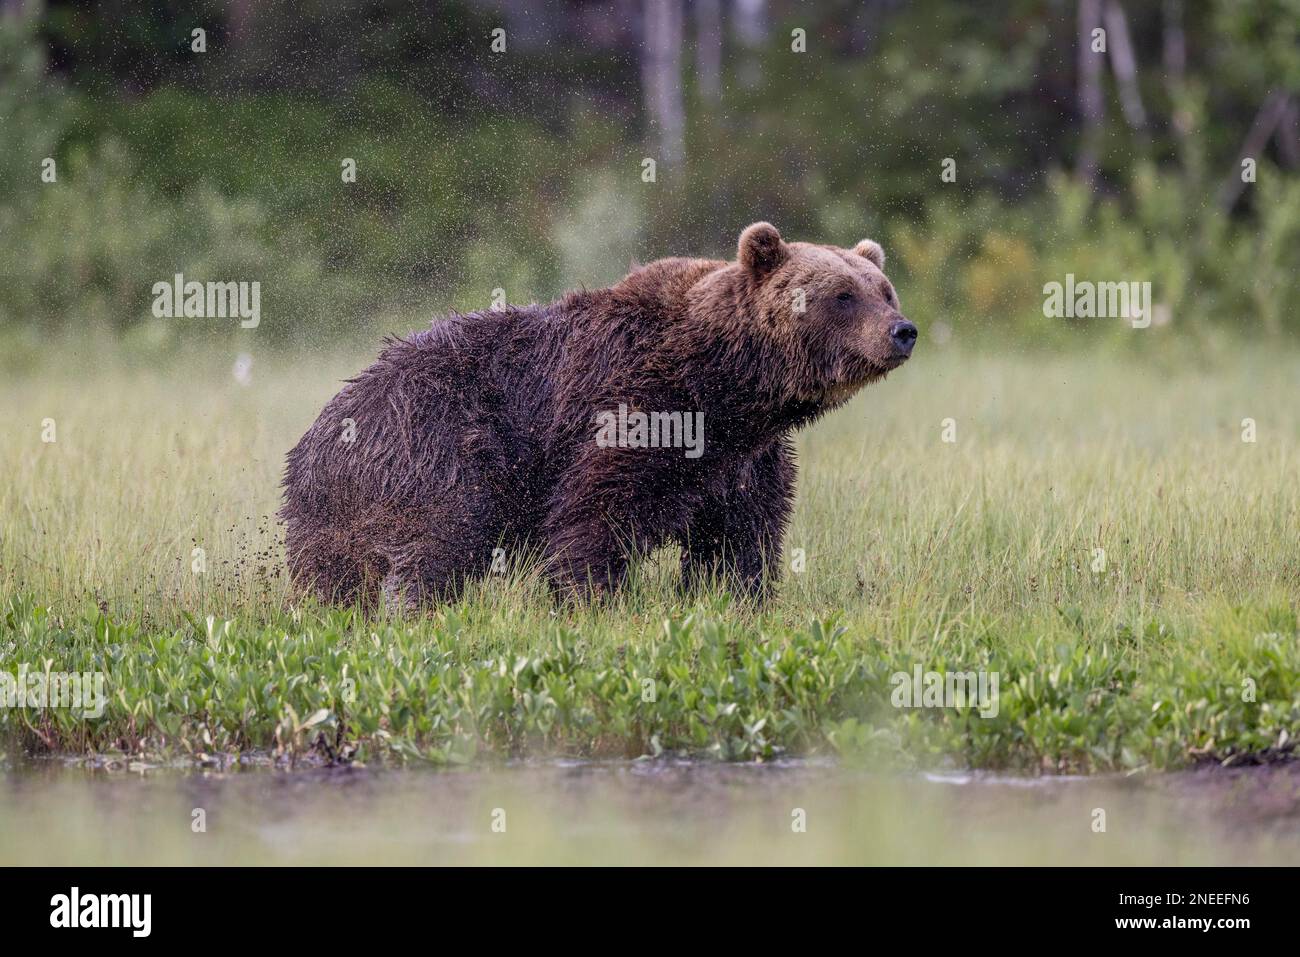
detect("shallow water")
(3, 759), (1297, 865)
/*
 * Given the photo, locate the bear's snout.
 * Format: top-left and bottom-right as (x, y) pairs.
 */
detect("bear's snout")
(889, 319), (918, 357)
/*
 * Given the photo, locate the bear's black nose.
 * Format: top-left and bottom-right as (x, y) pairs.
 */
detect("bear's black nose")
(890, 320), (918, 355)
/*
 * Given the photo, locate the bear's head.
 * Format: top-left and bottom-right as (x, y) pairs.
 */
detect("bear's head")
(725, 221), (917, 406)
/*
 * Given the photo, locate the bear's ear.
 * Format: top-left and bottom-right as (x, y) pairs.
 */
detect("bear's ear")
(738, 222), (787, 277)
(853, 239), (885, 269)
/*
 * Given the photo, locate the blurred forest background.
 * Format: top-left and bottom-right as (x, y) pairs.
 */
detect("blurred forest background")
(1, 0), (1297, 357)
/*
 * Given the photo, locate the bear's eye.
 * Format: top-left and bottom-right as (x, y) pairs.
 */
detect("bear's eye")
(835, 291), (855, 303)
(883, 286), (895, 304)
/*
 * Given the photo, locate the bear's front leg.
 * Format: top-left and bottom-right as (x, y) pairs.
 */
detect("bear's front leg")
(542, 444), (701, 600)
(678, 436), (797, 600)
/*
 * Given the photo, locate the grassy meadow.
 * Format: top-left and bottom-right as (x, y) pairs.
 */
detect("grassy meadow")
(2, 338), (1298, 771)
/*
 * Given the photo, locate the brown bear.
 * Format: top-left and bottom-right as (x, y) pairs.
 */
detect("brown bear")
(281, 222), (916, 606)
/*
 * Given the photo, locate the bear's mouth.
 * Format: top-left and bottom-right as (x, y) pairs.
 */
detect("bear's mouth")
(819, 347), (908, 402)
(883, 352), (910, 369)
(861, 351), (908, 379)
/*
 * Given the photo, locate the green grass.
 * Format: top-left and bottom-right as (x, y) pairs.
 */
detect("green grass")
(2, 341), (1298, 770)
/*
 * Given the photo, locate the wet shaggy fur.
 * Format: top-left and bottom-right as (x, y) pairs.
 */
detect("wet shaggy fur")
(281, 222), (916, 607)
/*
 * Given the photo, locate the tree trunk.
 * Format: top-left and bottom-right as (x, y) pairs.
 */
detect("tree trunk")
(1218, 91), (1291, 210)
(0, 0), (41, 18)
(226, 0), (256, 45)
(1277, 97), (1300, 169)
(1103, 0), (1146, 133)
(1162, 0), (1192, 145)
(1162, 0), (1185, 82)
(695, 0), (722, 103)
(1076, 0), (1106, 188)
(642, 0), (685, 166)
(732, 0), (766, 88)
